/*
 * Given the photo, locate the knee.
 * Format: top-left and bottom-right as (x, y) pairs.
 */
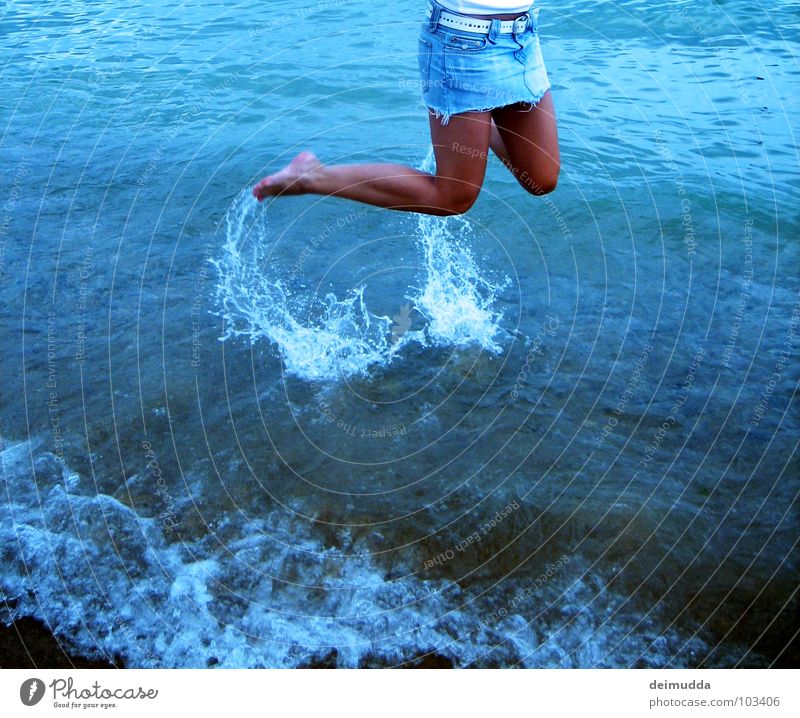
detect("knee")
(436, 187), (480, 216)
(530, 174), (558, 196)
(519, 165), (559, 196)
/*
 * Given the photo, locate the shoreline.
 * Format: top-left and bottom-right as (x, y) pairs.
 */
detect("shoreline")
(0, 617), (120, 669)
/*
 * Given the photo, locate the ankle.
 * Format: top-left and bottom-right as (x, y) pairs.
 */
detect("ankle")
(301, 162), (325, 194)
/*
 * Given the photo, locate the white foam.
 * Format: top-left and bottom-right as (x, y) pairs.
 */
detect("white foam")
(1, 437), (712, 668)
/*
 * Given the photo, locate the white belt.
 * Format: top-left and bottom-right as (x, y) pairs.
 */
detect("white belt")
(425, 2), (535, 35)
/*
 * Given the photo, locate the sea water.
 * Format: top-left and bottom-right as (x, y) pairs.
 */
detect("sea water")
(1, 0), (798, 667)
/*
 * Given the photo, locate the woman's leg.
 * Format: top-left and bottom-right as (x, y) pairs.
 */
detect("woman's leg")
(490, 90), (560, 195)
(489, 118), (512, 167)
(252, 111), (493, 216)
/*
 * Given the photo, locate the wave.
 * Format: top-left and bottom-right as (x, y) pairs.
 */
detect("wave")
(1, 436), (721, 668)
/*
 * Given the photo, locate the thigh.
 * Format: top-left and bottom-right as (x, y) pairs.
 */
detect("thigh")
(428, 110), (493, 200)
(491, 91), (560, 192)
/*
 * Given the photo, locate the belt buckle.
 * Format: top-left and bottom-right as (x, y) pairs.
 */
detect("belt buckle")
(512, 13), (530, 34)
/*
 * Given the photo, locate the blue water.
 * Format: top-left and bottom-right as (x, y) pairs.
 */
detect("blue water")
(1, 0), (798, 667)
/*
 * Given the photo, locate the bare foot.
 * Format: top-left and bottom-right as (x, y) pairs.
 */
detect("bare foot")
(252, 151), (322, 201)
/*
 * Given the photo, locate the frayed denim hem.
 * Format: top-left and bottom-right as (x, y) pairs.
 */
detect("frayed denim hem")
(425, 85), (550, 126)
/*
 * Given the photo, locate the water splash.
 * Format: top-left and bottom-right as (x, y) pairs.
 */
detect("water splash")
(210, 190), (401, 381)
(411, 147), (509, 353)
(211, 161), (508, 381)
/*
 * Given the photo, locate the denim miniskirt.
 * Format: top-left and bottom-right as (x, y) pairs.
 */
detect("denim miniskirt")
(418, 1), (551, 125)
